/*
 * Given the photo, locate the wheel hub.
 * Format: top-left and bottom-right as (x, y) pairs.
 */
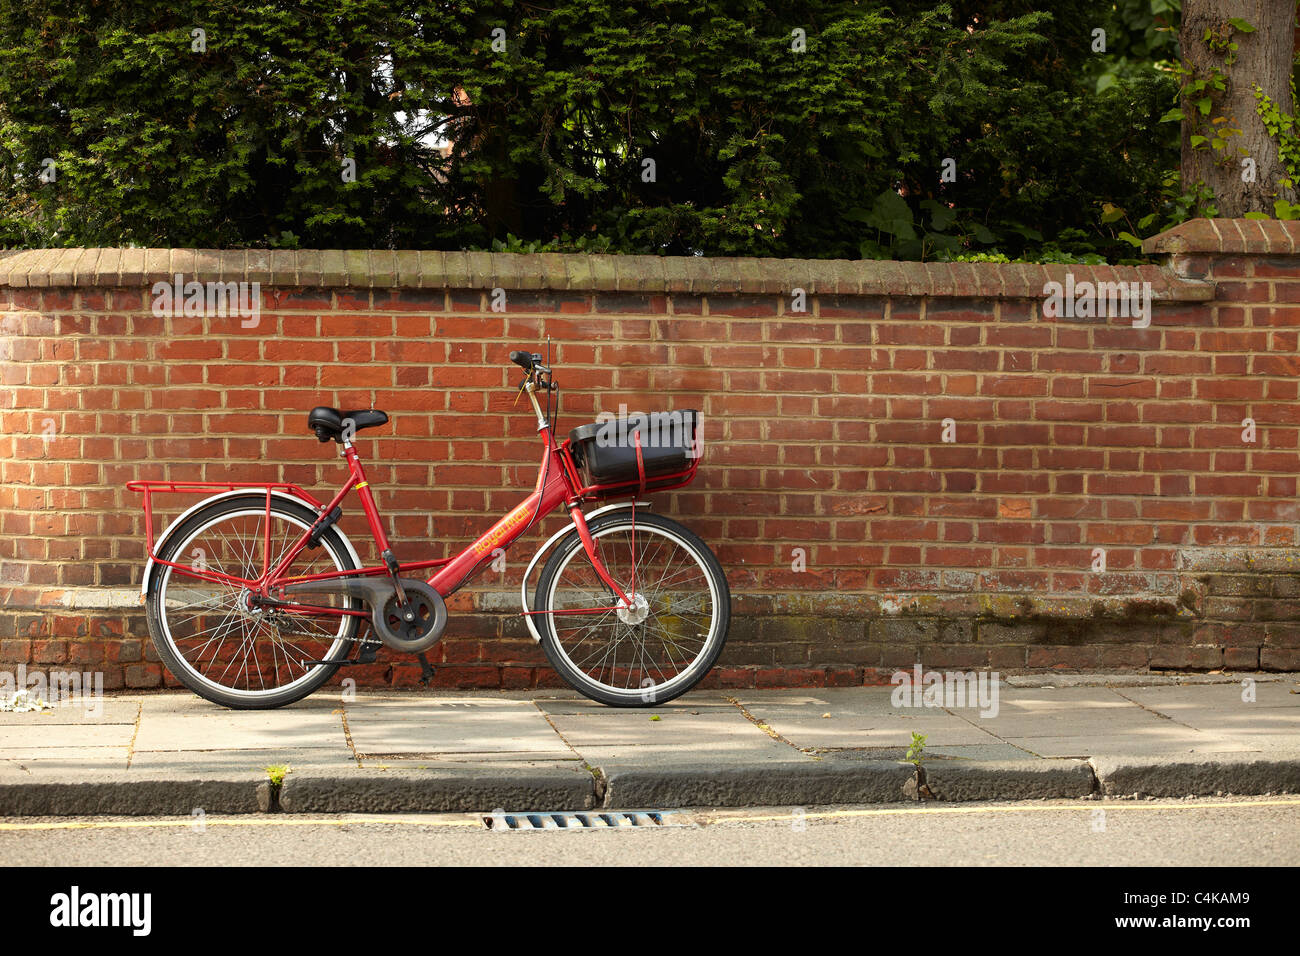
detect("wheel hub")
(236, 589), (263, 617)
(616, 592), (650, 625)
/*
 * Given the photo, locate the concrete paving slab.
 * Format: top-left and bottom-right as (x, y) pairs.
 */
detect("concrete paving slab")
(1215, 732), (1300, 752)
(926, 743), (1038, 760)
(1153, 709), (1300, 737)
(344, 696), (568, 757)
(355, 752), (579, 765)
(134, 694), (343, 715)
(729, 687), (902, 717)
(547, 710), (762, 748)
(0, 724), (136, 748)
(574, 738), (811, 764)
(129, 748), (357, 773)
(1117, 682), (1300, 711)
(132, 706), (345, 752)
(977, 688), (1170, 739)
(995, 686), (1141, 710)
(732, 686), (1006, 748)
(778, 714), (1003, 750)
(359, 755), (583, 769)
(1001, 731), (1257, 758)
(0, 701), (139, 725)
(504, 689), (585, 702)
(0, 748), (130, 773)
(531, 692), (734, 716)
(978, 715), (1169, 740)
(1006, 672), (1285, 688)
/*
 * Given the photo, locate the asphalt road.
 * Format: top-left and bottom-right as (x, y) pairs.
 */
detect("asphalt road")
(2, 796), (1295, 866)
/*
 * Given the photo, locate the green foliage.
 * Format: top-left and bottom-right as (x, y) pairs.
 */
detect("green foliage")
(906, 732), (928, 766)
(1085, 0), (1180, 93)
(0, 0), (1179, 261)
(477, 232), (613, 254)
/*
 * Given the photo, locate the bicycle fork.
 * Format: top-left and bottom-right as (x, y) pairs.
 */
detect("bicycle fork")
(568, 504), (634, 608)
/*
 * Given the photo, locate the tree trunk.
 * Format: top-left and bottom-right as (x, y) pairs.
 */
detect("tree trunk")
(1180, 0), (1297, 216)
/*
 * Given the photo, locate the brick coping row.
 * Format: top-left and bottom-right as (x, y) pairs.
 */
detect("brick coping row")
(1142, 217), (1300, 255)
(0, 248), (1222, 301)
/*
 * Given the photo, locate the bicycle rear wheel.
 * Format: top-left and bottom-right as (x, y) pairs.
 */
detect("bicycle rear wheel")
(534, 511), (730, 706)
(144, 495), (361, 709)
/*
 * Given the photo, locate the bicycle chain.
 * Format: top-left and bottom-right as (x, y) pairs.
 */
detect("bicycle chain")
(263, 612), (381, 646)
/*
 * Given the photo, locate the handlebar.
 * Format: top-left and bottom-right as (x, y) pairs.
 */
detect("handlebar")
(509, 348), (555, 389)
(509, 347), (558, 431)
(509, 350), (538, 371)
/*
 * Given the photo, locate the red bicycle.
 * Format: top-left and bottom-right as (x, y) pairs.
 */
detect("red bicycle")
(128, 349), (730, 709)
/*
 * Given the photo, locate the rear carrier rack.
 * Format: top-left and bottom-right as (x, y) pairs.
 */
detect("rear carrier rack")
(568, 409), (701, 497)
(125, 480), (325, 581)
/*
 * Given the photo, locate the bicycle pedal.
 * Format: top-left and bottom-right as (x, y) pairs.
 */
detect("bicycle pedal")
(417, 652), (435, 686)
(357, 642), (380, 665)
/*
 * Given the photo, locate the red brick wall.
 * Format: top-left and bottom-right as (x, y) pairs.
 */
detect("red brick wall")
(1, 221), (1298, 690)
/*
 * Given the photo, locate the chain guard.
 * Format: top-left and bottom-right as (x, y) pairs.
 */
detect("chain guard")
(282, 576), (448, 654)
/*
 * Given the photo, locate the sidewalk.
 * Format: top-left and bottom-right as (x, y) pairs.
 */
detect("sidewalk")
(1, 676), (1298, 815)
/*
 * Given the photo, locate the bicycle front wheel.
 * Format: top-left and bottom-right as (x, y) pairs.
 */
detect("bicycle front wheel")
(534, 511), (730, 706)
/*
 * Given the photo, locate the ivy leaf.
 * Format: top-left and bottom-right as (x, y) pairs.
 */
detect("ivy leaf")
(1195, 97), (1212, 116)
(1117, 231), (1143, 248)
(1274, 200), (1300, 221)
(1159, 108), (1185, 123)
(1227, 18), (1255, 33)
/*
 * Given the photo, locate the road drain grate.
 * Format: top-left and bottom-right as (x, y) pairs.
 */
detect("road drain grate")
(483, 811), (688, 830)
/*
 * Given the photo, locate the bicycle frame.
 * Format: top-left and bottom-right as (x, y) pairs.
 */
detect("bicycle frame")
(128, 381), (696, 625)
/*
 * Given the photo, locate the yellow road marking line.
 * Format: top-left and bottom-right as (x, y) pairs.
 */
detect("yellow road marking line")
(706, 798), (1300, 825)
(1, 799), (1296, 832)
(0, 816), (483, 832)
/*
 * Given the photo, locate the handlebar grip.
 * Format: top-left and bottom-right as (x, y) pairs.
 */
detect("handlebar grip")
(509, 350), (535, 371)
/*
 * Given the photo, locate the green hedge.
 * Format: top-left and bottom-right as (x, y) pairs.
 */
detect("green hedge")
(0, 1), (1177, 260)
